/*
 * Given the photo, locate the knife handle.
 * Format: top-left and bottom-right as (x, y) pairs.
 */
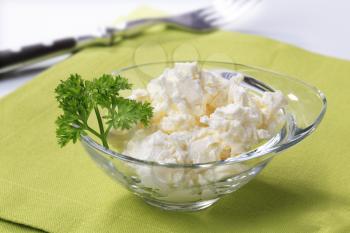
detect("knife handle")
(0, 36), (95, 74)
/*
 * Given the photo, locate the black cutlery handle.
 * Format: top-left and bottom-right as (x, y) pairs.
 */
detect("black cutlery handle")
(0, 37), (78, 73)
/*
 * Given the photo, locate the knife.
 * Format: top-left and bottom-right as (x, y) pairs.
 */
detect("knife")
(0, 20), (158, 74)
(0, 0), (255, 75)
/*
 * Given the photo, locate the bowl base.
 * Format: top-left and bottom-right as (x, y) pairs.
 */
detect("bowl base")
(143, 198), (220, 212)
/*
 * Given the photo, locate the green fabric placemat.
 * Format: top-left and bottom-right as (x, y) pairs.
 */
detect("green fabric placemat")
(0, 219), (45, 233)
(1, 18), (350, 233)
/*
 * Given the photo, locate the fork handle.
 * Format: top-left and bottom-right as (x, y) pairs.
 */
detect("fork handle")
(0, 36), (96, 74)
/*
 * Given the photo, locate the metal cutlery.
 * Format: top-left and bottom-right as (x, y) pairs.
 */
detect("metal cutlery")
(0, 0), (260, 74)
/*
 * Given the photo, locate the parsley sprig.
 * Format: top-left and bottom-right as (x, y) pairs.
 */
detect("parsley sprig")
(55, 73), (153, 149)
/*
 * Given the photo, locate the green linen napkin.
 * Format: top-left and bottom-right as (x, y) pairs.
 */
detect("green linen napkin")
(1, 11), (350, 233)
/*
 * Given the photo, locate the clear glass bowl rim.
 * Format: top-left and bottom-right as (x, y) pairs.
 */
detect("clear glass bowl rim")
(81, 60), (327, 168)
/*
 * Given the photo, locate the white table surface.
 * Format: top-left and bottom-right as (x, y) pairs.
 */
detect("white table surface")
(1, 0), (350, 97)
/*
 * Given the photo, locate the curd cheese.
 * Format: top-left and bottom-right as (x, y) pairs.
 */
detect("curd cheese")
(122, 62), (287, 164)
(110, 62), (288, 197)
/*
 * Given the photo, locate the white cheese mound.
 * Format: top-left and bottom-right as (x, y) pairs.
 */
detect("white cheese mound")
(113, 62), (287, 198)
(123, 62), (287, 164)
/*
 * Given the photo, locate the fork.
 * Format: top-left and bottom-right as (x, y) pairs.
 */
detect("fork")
(0, 0), (260, 74)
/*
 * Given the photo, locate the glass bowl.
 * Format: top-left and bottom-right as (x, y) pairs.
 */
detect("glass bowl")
(81, 61), (326, 211)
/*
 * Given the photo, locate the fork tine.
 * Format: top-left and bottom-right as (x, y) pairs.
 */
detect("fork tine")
(204, 0), (246, 22)
(208, 0), (262, 26)
(196, 6), (220, 18)
(196, 0), (241, 18)
(228, 0), (262, 21)
(203, 13), (225, 24)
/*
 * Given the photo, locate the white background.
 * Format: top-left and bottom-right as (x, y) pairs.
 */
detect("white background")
(1, 0), (350, 97)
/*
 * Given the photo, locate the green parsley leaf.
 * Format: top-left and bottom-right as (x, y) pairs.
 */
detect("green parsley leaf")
(55, 73), (153, 149)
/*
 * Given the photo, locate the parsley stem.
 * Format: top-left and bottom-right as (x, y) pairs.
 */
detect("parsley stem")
(86, 126), (101, 138)
(105, 124), (113, 138)
(94, 107), (109, 149)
